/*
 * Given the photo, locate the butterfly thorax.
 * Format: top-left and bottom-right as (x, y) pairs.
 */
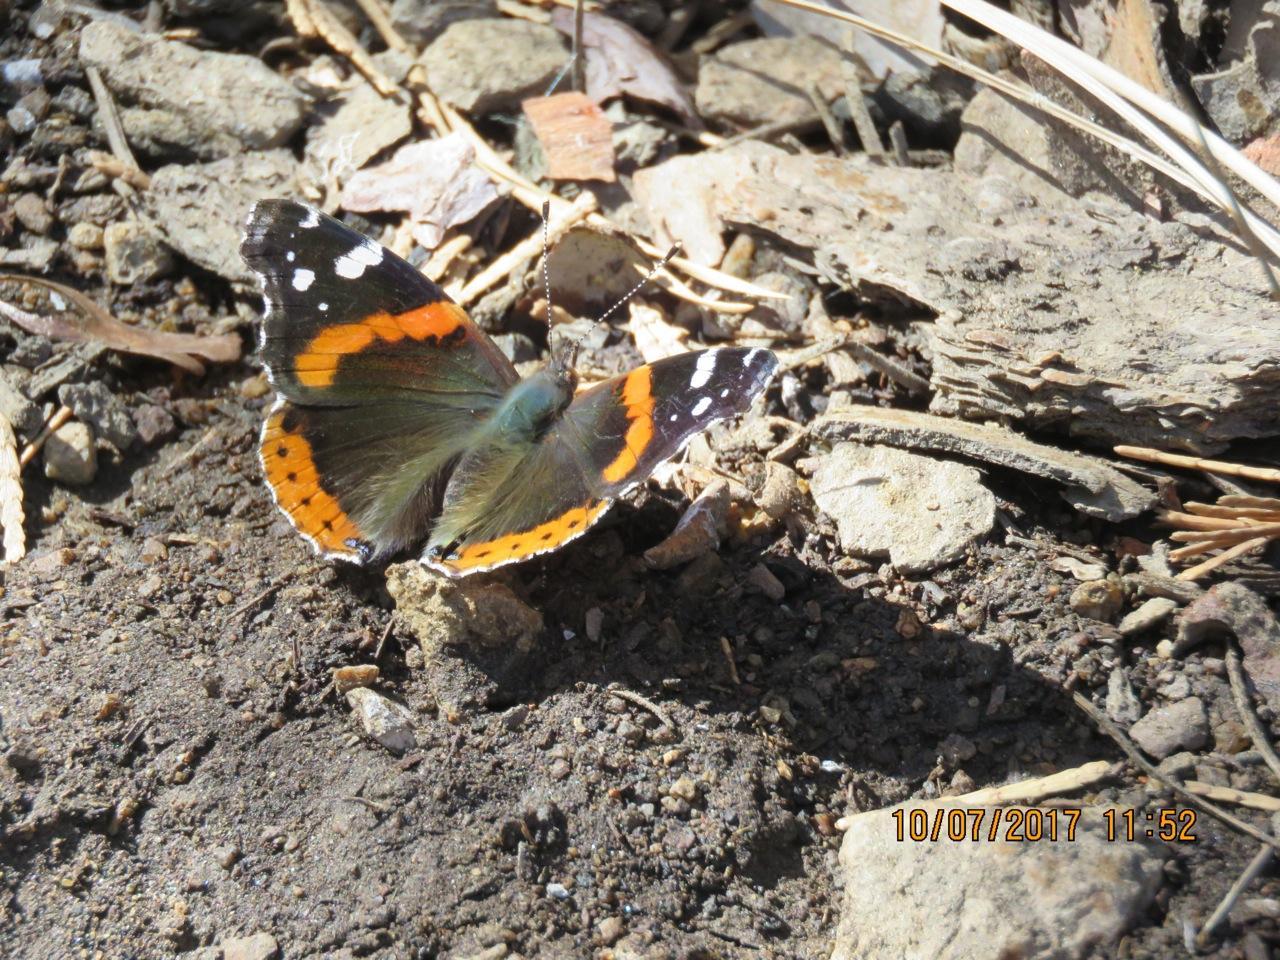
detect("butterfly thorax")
(487, 364), (575, 443)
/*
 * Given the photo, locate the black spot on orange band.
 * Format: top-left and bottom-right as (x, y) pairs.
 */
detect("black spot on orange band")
(435, 501), (612, 574)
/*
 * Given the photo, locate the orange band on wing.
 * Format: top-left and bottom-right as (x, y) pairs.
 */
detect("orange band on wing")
(295, 301), (467, 388)
(438, 501), (612, 573)
(262, 408), (364, 556)
(601, 365), (655, 483)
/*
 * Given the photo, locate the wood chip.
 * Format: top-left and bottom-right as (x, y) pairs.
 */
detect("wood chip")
(522, 92), (616, 183)
(0, 414), (25, 564)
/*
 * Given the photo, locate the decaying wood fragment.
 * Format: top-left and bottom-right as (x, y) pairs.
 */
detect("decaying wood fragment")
(0, 414), (25, 564)
(522, 93), (616, 182)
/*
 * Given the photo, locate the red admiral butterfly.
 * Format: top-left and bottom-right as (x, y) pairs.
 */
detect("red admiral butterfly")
(241, 200), (778, 576)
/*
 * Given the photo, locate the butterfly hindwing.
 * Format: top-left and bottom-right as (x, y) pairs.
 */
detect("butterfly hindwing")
(423, 348), (778, 576)
(243, 200), (519, 561)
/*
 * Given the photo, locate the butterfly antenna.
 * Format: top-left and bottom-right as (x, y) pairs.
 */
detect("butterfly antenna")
(563, 242), (682, 365)
(541, 200), (553, 331)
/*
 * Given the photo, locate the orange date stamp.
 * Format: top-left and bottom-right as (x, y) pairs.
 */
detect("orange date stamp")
(891, 806), (1198, 843)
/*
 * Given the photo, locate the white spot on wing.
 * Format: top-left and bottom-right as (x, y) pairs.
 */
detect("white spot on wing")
(720, 388), (729, 398)
(334, 239), (383, 279)
(743, 347), (762, 368)
(669, 413), (678, 421)
(690, 350), (718, 389)
(691, 396), (712, 417)
(299, 207), (320, 229)
(292, 269), (315, 291)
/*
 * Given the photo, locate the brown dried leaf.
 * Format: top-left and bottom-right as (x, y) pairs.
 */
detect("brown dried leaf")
(0, 275), (241, 375)
(340, 133), (502, 249)
(522, 92), (616, 183)
(550, 9), (699, 126)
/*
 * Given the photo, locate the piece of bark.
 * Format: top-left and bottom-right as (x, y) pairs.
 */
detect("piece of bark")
(522, 92), (616, 183)
(0, 413), (25, 564)
(816, 405), (1156, 521)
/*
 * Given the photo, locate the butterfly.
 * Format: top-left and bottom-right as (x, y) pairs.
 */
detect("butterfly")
(240, 200), (779, 577)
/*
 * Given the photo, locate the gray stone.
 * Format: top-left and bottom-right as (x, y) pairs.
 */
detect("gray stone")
(746, 562), (786, 601)
(0, 370), (41, 436)
(695, 36), (844, 128)
(143, 150), (299, 283)
(1106, 669), (1142, 725)
(1118, 597), (1178, 637)
(643, 480), (729, 570)
(756, 460), (803, 520)
(815, 406), (1155, 522)
(1191, 7), (1280, 142)
(833, 803), (1164, 959)
(810, 442), (995, 574)
(391, 0), (497, 46)
(57, 381), (137, 451)
(43, 421), (97, 486)
(0, 237), (57, 272)
(1069, 578), (1124, 622)
(346, 687), (417, 754)
(421, 19), (567, 114)
(1178, 582), (1280, 710)
(103, 221), (173, 285)
(12, 193), (53, 235)
(1129, 697), (1210, 759)
(133, 404), (177, 446)
(6, 87), (49, 136)
(221, 931), (279, 960)
(79, 21), (306, 159)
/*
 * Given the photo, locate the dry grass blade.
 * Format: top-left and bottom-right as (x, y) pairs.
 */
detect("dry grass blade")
(350, 0), (411, 53)
(1170, 524), (1280, 545)
(0, 274), (241, 374)
(0, 414), (25, 564)
(286, 0), (400, 97)
(1177, 537), (1271, 580)
(1220, 495), (1280, 510)
(1115, 445), (1280, 484)
(1184, 502), (1280, 521)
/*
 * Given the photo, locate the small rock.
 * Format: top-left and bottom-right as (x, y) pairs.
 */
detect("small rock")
(6, 87), (49, 136)
(80, 21), (306, 159)
(809, 443), (996, 574)
(745, 562), (785, 601)
(421, 19), (567, 114)
(43, 421), (97, 485)
(696, 37), (845, 128)
(644, 480), (729, 570)
(104, 221), (173, 285)
(133, 404), (177, 446)
(597, 915), (625, 945)
(0, 236), (57, 271)
(757, 461), (804, 520)
(221, 932), (279, 960)
(346, 687), (417, 754)
(1118, 597), (1178, 637)
(1070, 578), (1124, 622)
(668, 776), (699, 803)
(140, 538), (169, 563)
(545, 882), (571, 900)
(1050, 555), (1108, 581)
(391, 0), (496, 45)
(584, 606), (604, 642)
(385, 562), (543, 657)
(1178, 582), (1280, 710)
(1105, 669), (1142, 725)
(332, 664), (379, 694)
(12, 193), (53, 234)
(305, 77), (412, 183)
(1129, 696), (1209, 760)
(833, 804), (1163, 959)
(57, 381), (137, 451)
(67, 222), (105, 250)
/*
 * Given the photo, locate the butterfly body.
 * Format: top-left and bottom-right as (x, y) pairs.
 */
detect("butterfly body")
(242, 199), (778, 577)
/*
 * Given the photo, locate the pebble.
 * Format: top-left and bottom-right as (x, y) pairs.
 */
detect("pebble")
(745, 562), (786, 601)
(756, 461), (803, 520)
(1128, 696), (1209, 759)
(43, 421), (97, 486)
(332, 664), (379, 694)
(346, 687), (417, 754)
(67, 222), (105, 250)
(13, 192), (53, 234)
(545, 882), (571, 900)
(643, 479), (729, 570)
(597, 916), (625, 945)
(133, 404), (177, 446)
(391, 0), (496, 45)
(1105, 669), (1142, 725)
(668, 776), (699, 803)
(58, 381), (137, 451)
(140, 538), (169, 563)
(421, 19), (567, 114)
(221, 932), (279, 960)
(1069, 577), (1124, 622)
(1118, 597), (1178, 636)
(584, 606), (604, 642)
(104, 221), (174, 285)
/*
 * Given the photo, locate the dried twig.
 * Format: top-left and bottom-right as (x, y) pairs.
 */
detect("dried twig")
(1116, 446), (1280, 484)
(1196, 845), (1273, 947)
(841, 28), (883, 159)
(888, 121), (910, 166)
(1226, 648), (1280, 785)
(608, 685), (678, 734)
(571, 0), (586, 92)
(350, 0), (411, 53)
(1177, 537), (1270, 581)
(719, 636), (742, 686)
(18, 405), (72, 470)
(84, 66), (142, 179)
(286, 0), (400, 97)
(807, 82), (845, 155)
(0, 414), (25, 564)
(1073, 692), (1280, 852)
(1184, 780), (1280, 812)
